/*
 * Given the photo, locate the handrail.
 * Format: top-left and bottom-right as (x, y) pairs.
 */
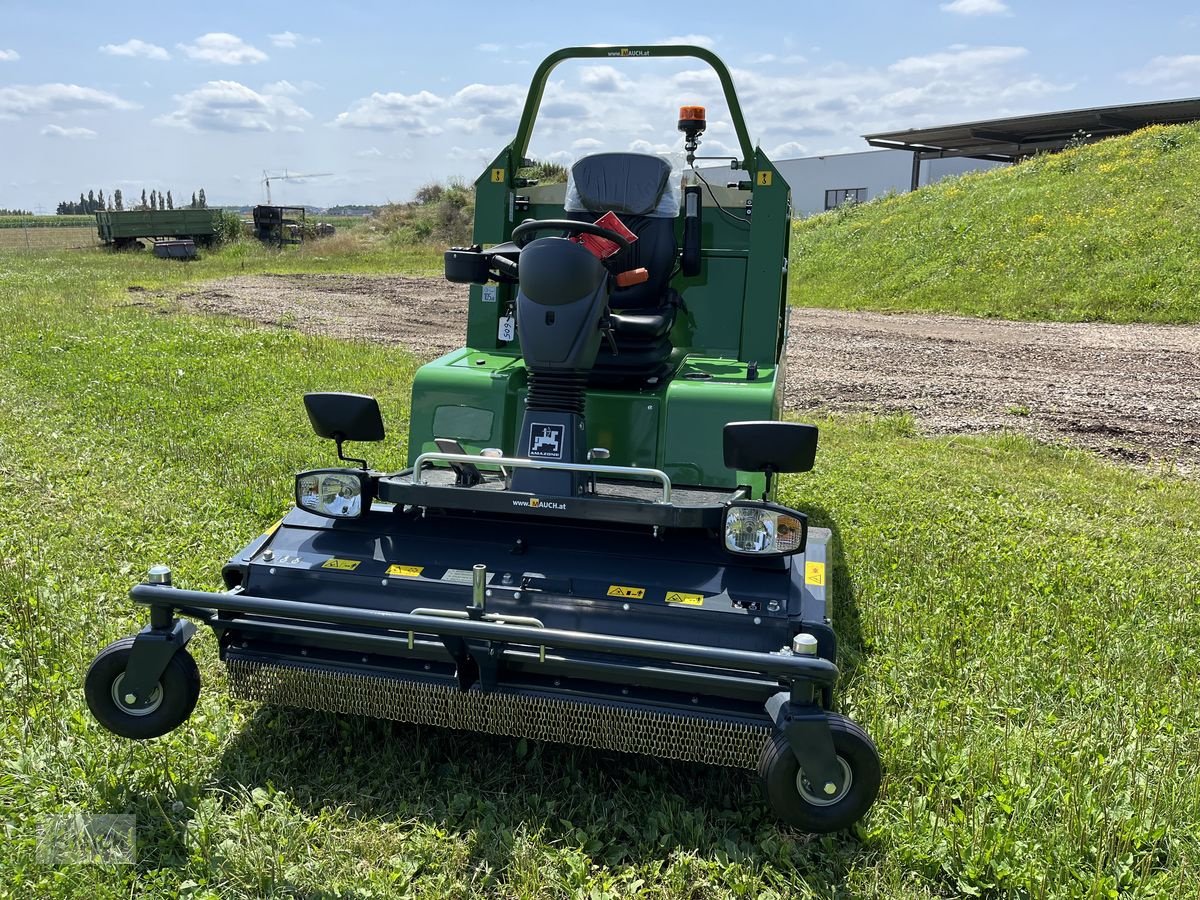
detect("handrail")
(511, 45), (756, 171)
(412, 451), (673, 503)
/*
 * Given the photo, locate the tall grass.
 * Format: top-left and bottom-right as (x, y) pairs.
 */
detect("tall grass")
(789, 123), (1200, 322)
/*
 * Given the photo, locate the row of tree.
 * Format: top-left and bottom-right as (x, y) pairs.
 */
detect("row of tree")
(0, 208), (33, 216)
(56, 189), (209, 216)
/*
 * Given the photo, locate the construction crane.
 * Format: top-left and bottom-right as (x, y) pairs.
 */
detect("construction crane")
(261, 170), (333, 205)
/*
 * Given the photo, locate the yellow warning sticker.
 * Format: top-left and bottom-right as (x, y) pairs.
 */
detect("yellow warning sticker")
(805, 561), (826, 586)
(666, 591), (704, 606)
(386, 564), (424, 577)
(321, 558), (361, 571)
(607, 584), (645, 599)
(491, 168), (506, 183)
(757, 171), (773, 186)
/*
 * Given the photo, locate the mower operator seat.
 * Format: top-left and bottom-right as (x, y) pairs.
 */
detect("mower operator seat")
(565, 153), (681, 385)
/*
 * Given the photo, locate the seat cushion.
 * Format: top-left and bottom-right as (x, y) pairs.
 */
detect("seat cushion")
(609, 311), (673, 340)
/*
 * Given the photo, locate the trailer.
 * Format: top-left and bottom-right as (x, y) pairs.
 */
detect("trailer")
(95, 209), (220, 250)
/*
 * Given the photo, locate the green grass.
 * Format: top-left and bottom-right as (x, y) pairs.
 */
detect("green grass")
(1, 250), (1198, 897)
(789, 123), (1200, 323)
(0, 216), (94, 228)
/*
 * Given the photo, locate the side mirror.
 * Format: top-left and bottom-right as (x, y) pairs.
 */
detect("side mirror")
(303, 392), (385, 442)
(303, 393), (384, 469)
(723, 422), (818, 494)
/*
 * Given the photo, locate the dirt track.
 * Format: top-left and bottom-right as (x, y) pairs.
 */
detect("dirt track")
(171, 273), (1200, 472)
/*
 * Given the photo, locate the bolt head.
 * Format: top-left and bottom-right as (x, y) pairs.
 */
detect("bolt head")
(823, 781), (838, 795)
(124, 693), (137, 705)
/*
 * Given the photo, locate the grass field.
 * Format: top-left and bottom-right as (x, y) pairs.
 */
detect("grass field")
(789, 123), (1200, 323)
(1, 248), (1198, 898)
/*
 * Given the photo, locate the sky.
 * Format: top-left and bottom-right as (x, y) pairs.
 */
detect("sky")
(3, 0), (1200, 211)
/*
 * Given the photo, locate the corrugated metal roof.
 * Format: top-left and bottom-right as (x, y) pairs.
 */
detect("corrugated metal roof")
(863, 97), (1200, 161)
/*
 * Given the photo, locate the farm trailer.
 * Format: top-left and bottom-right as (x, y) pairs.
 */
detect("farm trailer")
(95, 209), (220, 250)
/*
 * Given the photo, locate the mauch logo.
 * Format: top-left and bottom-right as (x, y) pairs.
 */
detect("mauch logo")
(512, 496), (567, 511)
(608, 48), (651, 57)
(528, 423), (564, 459)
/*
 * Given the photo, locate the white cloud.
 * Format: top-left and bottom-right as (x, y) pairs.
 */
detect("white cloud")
(177, 33), (267, 65)
(657, 34), (716, 49)
(157, 80), (310, 132)
(940, 0), (1010, 14)
(0, 49), (19, 62)
(355, 146), (384, 157)
(334, 82), (525, 135)
(890, 45), (1027, 76)
(1124, 54), (1200, 86)
(269, 31), (320, 48)
(99, 38), (169, 60)
(0, 83), (137, 118)
(41, 124), (98, 139)
(770, 140), (808, 159)
(579, 66), (633, 93)
(476, 43), (502, 53)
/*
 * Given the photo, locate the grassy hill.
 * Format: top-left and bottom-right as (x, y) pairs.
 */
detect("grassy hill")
(789, 122), (1200, 323)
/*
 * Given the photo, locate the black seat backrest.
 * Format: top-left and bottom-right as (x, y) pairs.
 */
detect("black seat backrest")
(566, 153), (678, 310)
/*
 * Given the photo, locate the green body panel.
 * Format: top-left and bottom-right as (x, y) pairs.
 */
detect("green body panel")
(95, 209), (219, 243)
(408, 349), (527, 458)
(410, 45), (793, 498)
(660, 358), (777, 493)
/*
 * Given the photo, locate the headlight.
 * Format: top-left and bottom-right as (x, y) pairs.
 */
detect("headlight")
(295, 469), (372, 519)
(723, 502), (807, 556)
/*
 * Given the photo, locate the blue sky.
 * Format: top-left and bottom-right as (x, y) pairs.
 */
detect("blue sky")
(2, 0), (1200, 210)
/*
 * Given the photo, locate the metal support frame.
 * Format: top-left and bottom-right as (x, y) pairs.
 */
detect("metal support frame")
(118, 618), (196, 707)
(413, 451), (674, 503)
(131, 584), (838, 685)
(765, 691), (844, 795)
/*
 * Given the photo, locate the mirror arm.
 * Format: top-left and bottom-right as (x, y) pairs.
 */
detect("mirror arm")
(335, 436), (369, 471)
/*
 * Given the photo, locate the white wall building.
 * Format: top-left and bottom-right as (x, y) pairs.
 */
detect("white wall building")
(771, 149), (1004, 218)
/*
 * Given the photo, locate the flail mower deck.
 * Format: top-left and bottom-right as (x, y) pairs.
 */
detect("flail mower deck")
(86, 44), (881, 832)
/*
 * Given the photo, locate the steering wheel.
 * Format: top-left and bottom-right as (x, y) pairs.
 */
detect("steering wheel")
(511, 218), (633, 252)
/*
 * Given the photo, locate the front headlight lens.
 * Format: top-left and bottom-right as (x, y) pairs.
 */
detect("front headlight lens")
(724, 504), (806, 556)
(296, 470), (369, 518)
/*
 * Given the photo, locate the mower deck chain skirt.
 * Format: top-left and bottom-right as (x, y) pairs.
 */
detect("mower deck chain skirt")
(226, 656), (772, 769)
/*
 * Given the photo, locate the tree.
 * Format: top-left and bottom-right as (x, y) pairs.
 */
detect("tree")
(158, 193), (165, 211)
(198, 188), (207, 209)
(114, 189), (123, 211)
(97, 189), (105, 210)
(190, 191), (197, 209)
(166, 190), (174, 210)
(141, 189), (148, 210)
(107, 198), (113, 211)
(150, 190), (157, 210)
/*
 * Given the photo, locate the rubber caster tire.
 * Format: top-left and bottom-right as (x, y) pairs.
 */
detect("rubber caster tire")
(84, 636), (200, 740)
(758, 712), (881, 833)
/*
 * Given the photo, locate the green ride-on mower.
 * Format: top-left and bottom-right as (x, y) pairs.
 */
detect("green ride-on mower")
(85, 44), (881, 832)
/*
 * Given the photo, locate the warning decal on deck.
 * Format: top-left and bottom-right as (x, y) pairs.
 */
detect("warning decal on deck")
(805, 562), (826, 586)
(665, 591), (704, 606)
(491, 168), (506, 182)
(607, 585), (645, 599)
(386, 564), (424, 577)
(322, 558), (361, 571)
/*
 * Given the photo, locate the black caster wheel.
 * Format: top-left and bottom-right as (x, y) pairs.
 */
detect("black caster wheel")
(84, 636), (201, 739)
(758, 713), (881, 833)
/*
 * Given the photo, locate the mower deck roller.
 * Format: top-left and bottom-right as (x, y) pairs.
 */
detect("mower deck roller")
(86, 43), (881, 833)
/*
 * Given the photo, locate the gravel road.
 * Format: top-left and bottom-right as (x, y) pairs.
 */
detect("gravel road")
(170, 273), (1200, 471)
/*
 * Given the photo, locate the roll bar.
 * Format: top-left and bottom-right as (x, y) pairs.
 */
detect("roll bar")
(511, 45), (757, 171)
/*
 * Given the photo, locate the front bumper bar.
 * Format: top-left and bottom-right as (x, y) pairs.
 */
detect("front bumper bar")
(125, 582), (847, 790)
